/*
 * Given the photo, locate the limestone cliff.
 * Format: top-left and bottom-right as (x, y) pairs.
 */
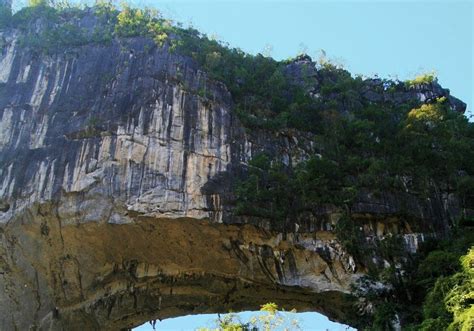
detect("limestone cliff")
(0, 6), (469, 331)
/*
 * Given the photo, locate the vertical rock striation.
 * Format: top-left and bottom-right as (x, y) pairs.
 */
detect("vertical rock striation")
(0, 18), (468, 330)
(0, 34), (234, 223)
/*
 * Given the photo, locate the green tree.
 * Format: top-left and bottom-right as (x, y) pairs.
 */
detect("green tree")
(235, 154), (298, 232)
(29, 0), (49, 6)
(197, 303), (301, 331)
(444, 248), (474, 330)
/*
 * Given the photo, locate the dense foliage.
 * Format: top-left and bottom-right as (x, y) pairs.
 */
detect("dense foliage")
(405, 72), (437, 88)
(236, 97), (474, 229)
(341, 228), (474, 331)
(235, 154), (298, 232)
(197, 303), (301, 331)
(396, 229), (474, 331)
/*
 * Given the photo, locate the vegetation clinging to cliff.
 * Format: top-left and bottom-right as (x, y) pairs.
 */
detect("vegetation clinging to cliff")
(0, 1), (401, 133)
(1, 1), (316, 131)
(2, 2), (459, 134)
(1, 2), (473, 329)
(236, 97), (474, 228)
(405, 71), (437, 88)
(234, 97), (474, 329)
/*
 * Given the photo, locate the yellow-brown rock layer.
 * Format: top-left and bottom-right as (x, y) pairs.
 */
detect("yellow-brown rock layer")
(0, 203), (362, 330)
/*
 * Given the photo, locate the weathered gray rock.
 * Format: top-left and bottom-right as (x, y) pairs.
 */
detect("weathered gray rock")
(0, 19), (467, 330)
(0, 32), (235, 222)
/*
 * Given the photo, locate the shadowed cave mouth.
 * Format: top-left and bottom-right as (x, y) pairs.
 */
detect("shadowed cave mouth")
(134, 311), (356, 330)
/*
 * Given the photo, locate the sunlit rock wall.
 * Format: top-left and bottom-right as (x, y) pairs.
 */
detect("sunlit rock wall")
(0, 33), (235, 224)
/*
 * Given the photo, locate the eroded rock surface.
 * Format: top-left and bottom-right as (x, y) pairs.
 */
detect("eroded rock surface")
(0, 32), (235, 223)
(2, 202), (362, 330)
(0, 23), (467, 330)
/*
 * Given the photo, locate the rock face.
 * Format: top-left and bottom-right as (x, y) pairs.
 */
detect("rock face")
(0, 23), (467, 330)
(1, 204), (361, 330)
(0, 32), (234, 223)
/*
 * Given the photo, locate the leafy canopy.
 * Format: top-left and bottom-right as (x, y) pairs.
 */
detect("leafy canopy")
(197, 303), (301, 331)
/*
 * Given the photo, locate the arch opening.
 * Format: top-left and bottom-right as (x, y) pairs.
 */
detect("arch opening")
(134, 311), (356, 331)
